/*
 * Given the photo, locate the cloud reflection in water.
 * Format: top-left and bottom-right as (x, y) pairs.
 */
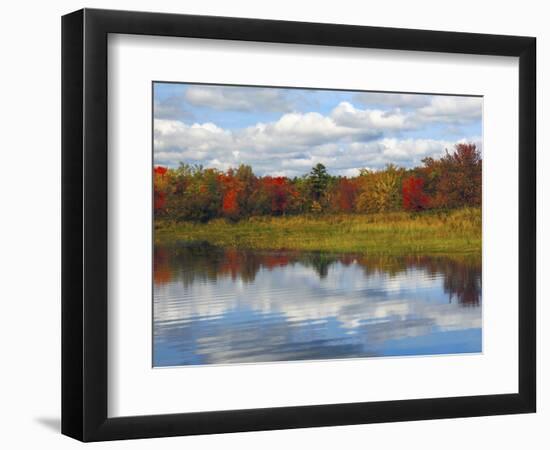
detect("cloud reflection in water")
(153, 244), (481, 367)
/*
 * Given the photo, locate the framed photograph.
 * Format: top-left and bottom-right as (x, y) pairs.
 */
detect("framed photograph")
(61, 8), (536, 441)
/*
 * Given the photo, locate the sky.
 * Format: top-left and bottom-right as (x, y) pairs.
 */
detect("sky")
(153, 82), (482, 177)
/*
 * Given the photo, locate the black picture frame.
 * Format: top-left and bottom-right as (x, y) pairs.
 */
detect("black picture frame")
(62, 8), (536, 442)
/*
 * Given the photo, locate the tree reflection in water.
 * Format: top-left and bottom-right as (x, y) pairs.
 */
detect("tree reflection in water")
(153, 242), (482, 366)
(154, 242), (481, 307)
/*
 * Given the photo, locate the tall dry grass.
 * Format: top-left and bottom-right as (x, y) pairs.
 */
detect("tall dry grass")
(155, 207), (481, 255)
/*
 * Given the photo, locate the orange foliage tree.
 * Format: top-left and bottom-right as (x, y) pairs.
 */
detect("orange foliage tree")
(153, 142), (481, 222)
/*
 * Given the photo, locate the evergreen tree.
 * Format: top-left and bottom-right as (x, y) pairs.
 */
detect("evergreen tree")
(309, 163), (330, 201)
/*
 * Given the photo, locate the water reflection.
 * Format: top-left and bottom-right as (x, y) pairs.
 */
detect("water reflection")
(153, 243), (482, 367)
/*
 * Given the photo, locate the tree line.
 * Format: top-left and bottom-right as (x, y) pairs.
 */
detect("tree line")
(155, 244), (480, 306)
(154, 142), (481, 222)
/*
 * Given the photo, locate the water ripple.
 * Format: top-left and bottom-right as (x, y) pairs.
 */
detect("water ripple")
(153, 245), (481, 367)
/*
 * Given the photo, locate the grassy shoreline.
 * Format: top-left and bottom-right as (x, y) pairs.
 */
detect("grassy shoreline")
(154, 207), (481, 256)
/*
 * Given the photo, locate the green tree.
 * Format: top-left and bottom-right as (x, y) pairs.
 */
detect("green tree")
(235, 164), (257, 216)
(308, 163), (330, 202)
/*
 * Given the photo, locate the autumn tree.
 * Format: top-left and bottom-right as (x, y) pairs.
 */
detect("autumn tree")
(422, 143), (481, 209)
(163, 164), (223, 222)
(153, 166), (168, 214)
(235, 164), (257, 216)
(260, 176), (297, 215)
(218, 170), (242, 219)
(152, 141), (480, 222)
(291, 176), (312, 214)
(356, 164), (403, 213)
(402, 175), (430, 211)
(330, 178), (359, 212)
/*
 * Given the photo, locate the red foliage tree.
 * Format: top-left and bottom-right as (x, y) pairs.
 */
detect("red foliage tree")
(153, 166), (168, 213)
(402, 175), (430, 211)
(222, 189), (239, 215)
(421, 143), (481, 209)
(335, 178), (359, 212)
(218, 171), (244, 218)
(261, 176), (297, 215)
(152, 146), (480, 222)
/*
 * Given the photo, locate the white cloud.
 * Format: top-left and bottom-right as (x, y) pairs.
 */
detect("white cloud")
(331, 101), (409, 130)
(154, 116), (478, 176)
(154, 91), (482, 175)
(333, 97), (482, 131)
(154, 119), (233, 153)
(184, 85), (295, 112)
(416, 96), (482, 123)
(345, 138), (456, 169)
(379, 138), (455, 159)
(238, 110), (381, 149)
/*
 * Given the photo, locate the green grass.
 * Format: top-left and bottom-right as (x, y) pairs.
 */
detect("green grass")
(154, 207), (481, 256)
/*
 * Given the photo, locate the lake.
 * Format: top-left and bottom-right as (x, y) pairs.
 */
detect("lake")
(153, 243), (482, 367)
